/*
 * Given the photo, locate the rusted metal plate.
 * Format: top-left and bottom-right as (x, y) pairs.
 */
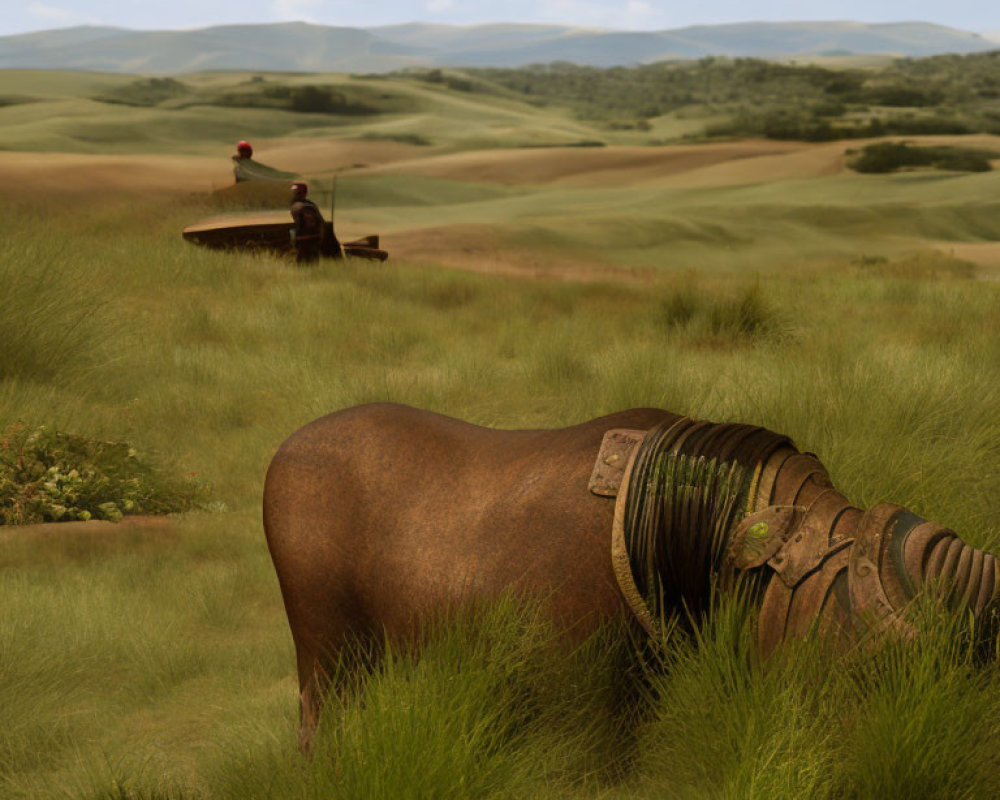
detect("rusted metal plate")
(848, 503), (906, 634)
(769, 489), (855, 587)
(589, 428), (646, 497)
(783, 547), (851, 640)
(727, 505), (801, 570)
(757, 570), (795, 658)
(771, 453), (830, 506)
(754, 447), (797, 512)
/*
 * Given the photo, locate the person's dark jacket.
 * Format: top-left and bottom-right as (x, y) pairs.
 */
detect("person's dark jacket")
(290, 198), (324, 240)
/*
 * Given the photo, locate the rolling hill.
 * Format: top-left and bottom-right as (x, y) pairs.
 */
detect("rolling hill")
(0, 20), (995, 74)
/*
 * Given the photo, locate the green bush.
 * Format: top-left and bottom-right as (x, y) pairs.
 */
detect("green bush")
(212, 84), (380, 115)
(359, 131), (431, 146)
(92, 77), (189, 107)
(849, 142), (995, 174)
(0, 424), (209, 525)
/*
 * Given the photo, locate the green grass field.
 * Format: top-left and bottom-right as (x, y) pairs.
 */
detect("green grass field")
(1, 68), (1000, 799)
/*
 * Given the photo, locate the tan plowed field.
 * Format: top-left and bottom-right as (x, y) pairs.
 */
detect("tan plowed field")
(3, 133), (999, 283)
(4, 134), (996, 197)
(349, 139), (813, 186)
(0, 152), (231, 196)
(0, 139), (423, 197)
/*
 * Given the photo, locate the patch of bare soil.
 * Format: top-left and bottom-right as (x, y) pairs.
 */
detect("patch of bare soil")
(0, 138), (426, 200)
(349, 135), (1000, 189)
(0, 515), (171, 540)
(931, 241), (1000, 280)
(665, 142), (848, 187)
(0, 152), (231, 197)
(253, 137), (429, 175)
(0, 516), (175, 568)
(386, 224), (655, 283)
(349, 140), (821, 187)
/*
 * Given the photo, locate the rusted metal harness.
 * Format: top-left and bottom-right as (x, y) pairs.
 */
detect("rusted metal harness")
(594, 417), (1000, 652)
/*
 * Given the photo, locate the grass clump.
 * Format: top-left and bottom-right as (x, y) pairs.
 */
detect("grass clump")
(851, 250), (977, 280)
(636, 597), (839, 799)
(359, 131), (431, 146)
(0, 423), (209, 524)
(0, 95), (38, 108)
(0, 240), (119, 384)
(657, 282), (786, 345)
(849, 141), (996, 174)
(93, 77), (190, 107)
(835, 600), (1000, 799)
(209, 599), (640, 800)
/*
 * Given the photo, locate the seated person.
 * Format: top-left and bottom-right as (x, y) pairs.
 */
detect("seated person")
(289, 181), (324, 263)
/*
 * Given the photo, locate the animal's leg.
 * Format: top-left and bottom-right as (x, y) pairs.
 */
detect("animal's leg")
(297, 659), (323, 754)
(287, 588), (385, 753)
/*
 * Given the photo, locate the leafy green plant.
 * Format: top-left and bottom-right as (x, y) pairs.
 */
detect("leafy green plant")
(0, 424), (209, 525)
(849, 141), (995, 173)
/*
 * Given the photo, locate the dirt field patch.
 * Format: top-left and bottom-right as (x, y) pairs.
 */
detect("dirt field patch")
(350, 140), (820, 187)
(0, 138), (427, 199)
(387, 223), (654, 282)
(0, 152), (231, 197)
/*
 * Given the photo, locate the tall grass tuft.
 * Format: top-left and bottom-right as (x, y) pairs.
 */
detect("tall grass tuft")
(634, 592), (840, 800)
(833, 596), (1000, 799)
(657, 282), (787, 346)
(0, 239), (120, 385)
(206, 598), (645, 799)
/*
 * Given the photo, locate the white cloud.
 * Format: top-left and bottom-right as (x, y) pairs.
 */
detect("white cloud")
(622, 0), (670, 28)
(272, 0), (325, 22)
(26, 2), (76, 22)
(25, 2), (107, 28)
(536, 0), (669, 29)
(627, 0), (653, 14)
(425, 0), (455, 12)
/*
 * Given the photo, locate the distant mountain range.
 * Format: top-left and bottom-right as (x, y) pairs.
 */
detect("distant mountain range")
(0, 20), (996, 74)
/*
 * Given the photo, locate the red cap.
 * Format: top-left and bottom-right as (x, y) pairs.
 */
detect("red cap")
(236, 140), (253, 157)
(290, 181), (308, 196)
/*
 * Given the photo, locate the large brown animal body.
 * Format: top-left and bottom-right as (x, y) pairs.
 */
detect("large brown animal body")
(264, 403), (1000, 748)
(263, 403), (677, 744)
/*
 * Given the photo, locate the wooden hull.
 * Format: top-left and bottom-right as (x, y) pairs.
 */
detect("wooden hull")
(182, 213), (388, 261)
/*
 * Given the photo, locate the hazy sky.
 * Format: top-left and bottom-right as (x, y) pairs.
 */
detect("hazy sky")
(5, 0), (999, 37)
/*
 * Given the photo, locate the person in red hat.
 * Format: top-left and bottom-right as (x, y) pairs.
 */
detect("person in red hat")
(289, 181), (325, 263)
(232, 140), (254, 182)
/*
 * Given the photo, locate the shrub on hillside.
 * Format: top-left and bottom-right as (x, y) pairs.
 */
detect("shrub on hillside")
(213, 84), (380, 115)
(849, 142), (994, 174)
(0, 424), (209, 525)
(93, 77), (189, 107)
(360, 131), (431, 146)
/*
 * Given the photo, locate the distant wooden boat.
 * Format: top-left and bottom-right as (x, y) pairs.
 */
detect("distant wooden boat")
(182, 212), (389, 261)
